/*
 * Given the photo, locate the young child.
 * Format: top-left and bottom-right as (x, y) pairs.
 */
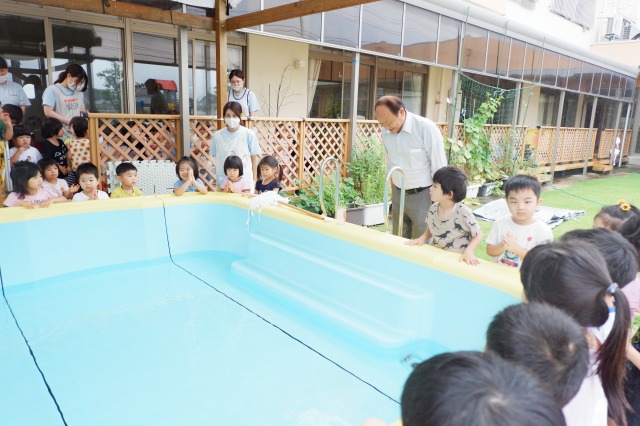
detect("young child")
(173, 156), (207, 196)
(406, 166), (482, 265)
(72, 162), (109, 201)
(65, 116), (91, 186)
(486, 174), (552, 268)
(486, 303), (590, 408)
(3, 161), (66, 208)
(561, 228), (639, 320)
(255, 155), (283, 194)
(41, 117), (68, 179)
(593, 200), (640, 230)
(400, 351), (565, 426)
(219, 155), (251, 193)
(521, 241), (630, 426)
(110, 162), (144, 198)
(8, 125), (42, 165)
(39, 158), (79, 200)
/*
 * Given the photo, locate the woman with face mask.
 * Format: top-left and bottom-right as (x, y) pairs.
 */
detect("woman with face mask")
(42, 64), (88, 139)
(227, 69), (260, 118)
(0, 57), (31, 116)
(211, 101), (262, 191)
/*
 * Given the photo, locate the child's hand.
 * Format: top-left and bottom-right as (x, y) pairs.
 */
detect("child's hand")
(503, 232), (516, 251)
(187, 169), (195, 185)
(405, 233), (427, 246)
(224, 185), (233, 193)
(19, 200), (37, 209)
(89, 189), (98, 200)
(1, 112), (11, 127)
(69, 184), (80, 194)
(460, 250), (480, 266)
(40, 199), (55, 208)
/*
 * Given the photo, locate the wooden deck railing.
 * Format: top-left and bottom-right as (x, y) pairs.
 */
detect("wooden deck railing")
(87, 113), (632, 191)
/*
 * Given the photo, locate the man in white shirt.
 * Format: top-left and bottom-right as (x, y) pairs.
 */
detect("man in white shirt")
(375, 96), (447, 239)
(0, 57), (31, 115)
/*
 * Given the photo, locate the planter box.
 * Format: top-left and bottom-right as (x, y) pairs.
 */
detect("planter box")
(466, 183), (482, 199)
(346, 202), (385, 226)
(478, 181), (499, 197)
(346, 206), (364, 226)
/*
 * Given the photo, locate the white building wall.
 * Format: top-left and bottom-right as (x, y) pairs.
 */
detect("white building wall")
(468, 0), (595, 47)
(246, 34), (309, 118)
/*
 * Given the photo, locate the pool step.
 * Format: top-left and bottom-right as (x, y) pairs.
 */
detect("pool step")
(230, 231), (433, 348)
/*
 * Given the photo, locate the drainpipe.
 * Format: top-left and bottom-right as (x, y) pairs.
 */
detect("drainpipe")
(618, 103), (631, 167)
(348, 52), (360, 164)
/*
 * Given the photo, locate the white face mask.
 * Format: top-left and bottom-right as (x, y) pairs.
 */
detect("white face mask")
(224, 117), (241, 128)
(0, 74), (8, 84)
(68, 79), (77, 91)
(231, 83), (244, 93)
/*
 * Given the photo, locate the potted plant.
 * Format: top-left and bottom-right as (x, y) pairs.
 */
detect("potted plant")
(346, 140), (387, 226)
(290, 175), (359, 218)
(445, 93), (503, 199)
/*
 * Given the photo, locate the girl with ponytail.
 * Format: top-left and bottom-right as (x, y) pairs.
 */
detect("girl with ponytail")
(520, 241), (630, 426)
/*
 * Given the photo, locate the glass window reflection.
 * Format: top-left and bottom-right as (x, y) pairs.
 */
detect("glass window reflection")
(437, 16), (460, 67)
(264, 0), (321, 41)
(403, 5), (438, 63)
(324, 6), (360, 48)
(361, 0), (403, 55)
(0, 14), (48, 120)
(486, 32), (509, 76)
(461, 24), (487, 72)
(52, 21), (123, 113)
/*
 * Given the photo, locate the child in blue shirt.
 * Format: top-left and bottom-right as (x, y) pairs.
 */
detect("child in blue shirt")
(173, 156), (207, 196)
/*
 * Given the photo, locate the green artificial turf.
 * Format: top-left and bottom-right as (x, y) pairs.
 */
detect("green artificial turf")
(474, 172), (640, 261)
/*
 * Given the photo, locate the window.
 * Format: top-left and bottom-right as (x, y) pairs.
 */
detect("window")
(403, 72), (424, 115)
(461, 25), (488, 72)
(623, 19), (632, 40)
(308, 59), (344, 118)
(0, 14), (48, 119)
(437, 15), (461, 67)
(361, 0), (403, 55)
(486, 32), (509, 76)
(324, 6), (360, 48)
(540, 50), (559, 87)
(133, 33), (179, 113)
(52, 20), (124, 113)
(190, 41), (243, 116)
(538, 88), (559, 126)
(343, 62), (372, 119)
(264, 0), (321, 41)
(403, 5), (438, 63)
(508, 39), (525, 79)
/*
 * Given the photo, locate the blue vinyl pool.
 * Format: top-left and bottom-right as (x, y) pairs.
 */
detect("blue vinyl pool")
(0, 195), (521, 425)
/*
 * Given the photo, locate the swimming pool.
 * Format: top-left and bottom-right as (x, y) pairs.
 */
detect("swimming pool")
(0, 195), (521, 425)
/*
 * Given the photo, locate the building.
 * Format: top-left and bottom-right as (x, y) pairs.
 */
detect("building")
(1, 0), (637, 157)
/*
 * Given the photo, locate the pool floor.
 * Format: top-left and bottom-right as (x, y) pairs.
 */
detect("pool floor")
(1, 254), (399, 425)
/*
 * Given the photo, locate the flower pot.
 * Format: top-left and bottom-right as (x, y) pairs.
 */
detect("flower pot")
(466, 183), (482, 199)
(478, 181), (499, 197)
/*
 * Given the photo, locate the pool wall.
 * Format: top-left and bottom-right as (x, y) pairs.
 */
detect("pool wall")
(0, 194), (522, 425)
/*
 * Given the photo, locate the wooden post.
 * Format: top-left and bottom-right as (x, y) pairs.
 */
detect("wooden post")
(178, 26), (191, 159)
(215, 0), (228, 129)
(582, 96), (598, 175)
(88, 114), (100, 179)
(610, 101), (623, 166)
(549, 90), (566, 184)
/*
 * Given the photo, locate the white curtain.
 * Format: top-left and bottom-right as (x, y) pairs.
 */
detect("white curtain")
(307, 58), (322, 117)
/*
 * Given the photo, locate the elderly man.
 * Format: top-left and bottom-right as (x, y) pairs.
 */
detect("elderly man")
(375, 95), (446, 238)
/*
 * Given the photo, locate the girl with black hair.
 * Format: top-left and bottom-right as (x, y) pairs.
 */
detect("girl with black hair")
(521, 241), (630, 426)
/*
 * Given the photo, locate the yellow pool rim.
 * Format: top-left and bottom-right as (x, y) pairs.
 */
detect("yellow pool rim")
(0, 193), (523, 299)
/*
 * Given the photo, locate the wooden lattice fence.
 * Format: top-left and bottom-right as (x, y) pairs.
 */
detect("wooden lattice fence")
(88, 113), (633, 193)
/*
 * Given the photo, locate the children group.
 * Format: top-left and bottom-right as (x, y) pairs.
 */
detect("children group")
(364, 168), (640, 425)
